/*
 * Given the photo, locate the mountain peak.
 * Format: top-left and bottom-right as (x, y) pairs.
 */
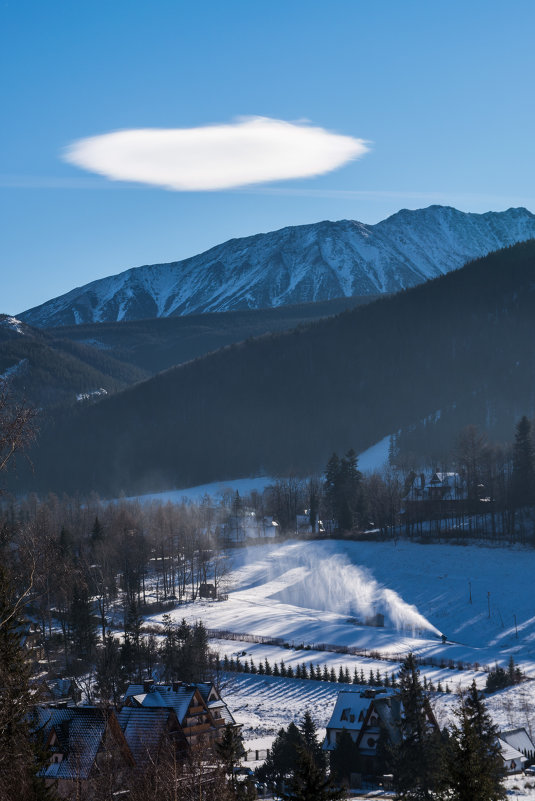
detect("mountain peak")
(19, 205), (535, 328)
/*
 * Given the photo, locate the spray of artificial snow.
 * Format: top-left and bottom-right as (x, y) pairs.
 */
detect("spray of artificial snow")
(264, 547), (440, 637)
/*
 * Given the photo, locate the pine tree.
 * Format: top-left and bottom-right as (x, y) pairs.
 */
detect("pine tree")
(330, 728), (360, 787)
(95, 632), (127, 705)
(299, 710), (327, 772)
(511, 416), (535, 507)
(392, 653), (443, 800)
(256, 723), (303, 794)
(216, 723), (245, 793)
(284, 747), (344, 801)
(0, 565), (51, 799)
(445, 681), (506, 801)
(69, 581), (96, 661)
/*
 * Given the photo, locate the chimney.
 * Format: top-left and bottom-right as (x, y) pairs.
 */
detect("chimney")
(143, 679), (154, 693)
(172, 681), (181, 692)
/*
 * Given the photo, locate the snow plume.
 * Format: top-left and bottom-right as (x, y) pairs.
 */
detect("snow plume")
(63, 117), (369, 191)
(268, 547), (440, 636)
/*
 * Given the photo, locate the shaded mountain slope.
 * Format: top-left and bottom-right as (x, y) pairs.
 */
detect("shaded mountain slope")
(54, 295), (378, 374)
(15, 240), (535, 496)
(0, 315), (148, 410)
(20, 205), (535, 327)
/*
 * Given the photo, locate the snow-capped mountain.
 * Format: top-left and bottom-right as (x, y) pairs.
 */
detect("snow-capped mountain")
(19, 205), (535, 327)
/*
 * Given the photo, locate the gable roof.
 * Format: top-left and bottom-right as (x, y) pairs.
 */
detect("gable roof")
(118, 706), (174, 765)
(500, 728), (535, 756)
(498, 738), (527, 764)
(123, 682), (237, 728)
(124, 684), (196, 723)
(325, 691), (382, 732)
(37, 706), (132, 780)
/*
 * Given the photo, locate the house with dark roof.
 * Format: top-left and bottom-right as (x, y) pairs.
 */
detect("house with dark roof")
(323, 689), (438, 776)
(120, 679), (239, 761)
(35, 706), (134, 797)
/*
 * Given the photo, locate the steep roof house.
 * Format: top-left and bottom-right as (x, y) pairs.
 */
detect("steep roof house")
(498, 728), (535, 772)
(120, 680), (238, 760)
(323, 689), (438, 776)
(497, 737), (527, 773)
(35, 706), (134, 797)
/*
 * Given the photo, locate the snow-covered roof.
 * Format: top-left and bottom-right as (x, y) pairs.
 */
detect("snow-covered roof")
(118, 706), (171, 765)
(498, 738), (527, 764)
(325, 691), (375, 732)
(124, 684), (195, 723)
(38, 707), (121, 780)
(500, 728), (535, 756)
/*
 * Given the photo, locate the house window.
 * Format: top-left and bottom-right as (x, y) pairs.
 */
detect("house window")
(367, 738), (376, 748)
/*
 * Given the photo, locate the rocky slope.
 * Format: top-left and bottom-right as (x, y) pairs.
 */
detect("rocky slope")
(20, 205), (535, 327)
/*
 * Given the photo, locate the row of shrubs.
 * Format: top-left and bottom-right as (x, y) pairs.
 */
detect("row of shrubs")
(218, 653), (453, 693)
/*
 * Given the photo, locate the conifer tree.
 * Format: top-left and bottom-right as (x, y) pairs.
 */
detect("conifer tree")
(445, 681), (505, 801)
(299, 710), (327, 772)
(330, 728), (360, 787)
(511, 415), (535, 508)
(0, 565), (51, 799)
(392, 653), (443, 800)
(216, 723), (245, 793)
(284, 747), (344, 801)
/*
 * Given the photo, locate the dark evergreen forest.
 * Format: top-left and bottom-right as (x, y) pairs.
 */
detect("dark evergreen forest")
(12, 240), (535, 497)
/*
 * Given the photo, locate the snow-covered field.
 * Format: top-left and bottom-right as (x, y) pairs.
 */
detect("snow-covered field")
(150, 539), (535, 671)
(142, 538), (535, 752)
(125, 438), (388, 505)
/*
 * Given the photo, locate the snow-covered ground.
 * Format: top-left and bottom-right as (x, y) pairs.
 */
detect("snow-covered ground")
(141, 538), (535, 751)
(127, 476), (277, 505)
(124, 438), (389, 504)
(149, 539), (535, 672)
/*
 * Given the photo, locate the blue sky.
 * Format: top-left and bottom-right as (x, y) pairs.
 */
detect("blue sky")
(2, 0), (535, 314)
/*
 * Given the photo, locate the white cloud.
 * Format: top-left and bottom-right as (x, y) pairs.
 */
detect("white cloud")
(62, 117), (369, 191)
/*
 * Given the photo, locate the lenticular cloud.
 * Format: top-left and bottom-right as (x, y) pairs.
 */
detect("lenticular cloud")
(63, 117), (369, 191)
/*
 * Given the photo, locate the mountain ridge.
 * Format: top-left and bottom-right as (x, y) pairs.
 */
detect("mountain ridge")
(15, 240), (535, 497)
(19, 205), (535, 327)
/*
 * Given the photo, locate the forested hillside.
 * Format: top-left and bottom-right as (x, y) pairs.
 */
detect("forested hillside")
(14, 240), (535, 496)
(54, 295), (377, 374)
(0, 316), (148, 410)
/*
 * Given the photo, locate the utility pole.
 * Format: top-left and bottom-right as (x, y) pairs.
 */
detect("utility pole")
(514, 614), (518, 639)
(487, 591), (491, 618)
(469, 580), (472, 604)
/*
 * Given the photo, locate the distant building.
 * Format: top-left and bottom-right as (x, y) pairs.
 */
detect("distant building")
(323, 689), (438, 777)
(499, 728), (535, 770)
(404, 471), (466, 503)
(34, 680), (239, 794)
(497, 737), (527, 773)
(121, 679), (239, 755)
(36, 706), (134, 797)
